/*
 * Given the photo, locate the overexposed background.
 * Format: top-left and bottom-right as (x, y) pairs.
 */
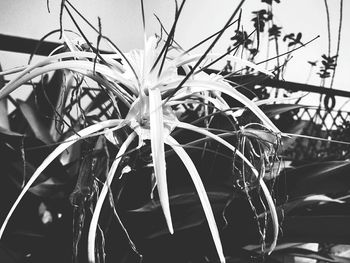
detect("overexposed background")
(0, 0), (349, 97)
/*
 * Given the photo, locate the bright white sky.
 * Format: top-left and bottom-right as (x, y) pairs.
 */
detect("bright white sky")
(0, 0), (349, 106)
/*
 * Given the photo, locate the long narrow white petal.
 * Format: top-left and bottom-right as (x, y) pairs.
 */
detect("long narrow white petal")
(0, 59), (135, 100)
(159, 79), (280, 133)
(165, 136), (225, 263)
(0, 65), (28, 76)
(149, 87), (174, 234)
(1, 51), (124, 95)
(88, 132), (137, 263)
(165, 120), (279, 253)
(0, 119), (124, 239)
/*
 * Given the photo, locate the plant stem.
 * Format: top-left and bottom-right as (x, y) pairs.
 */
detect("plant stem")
(330, 0), (343, 90)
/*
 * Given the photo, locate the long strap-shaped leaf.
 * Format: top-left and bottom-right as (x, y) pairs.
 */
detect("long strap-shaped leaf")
(88, 132), (136, 263)
(165, 136), (225, 263)
(0, 119), (124, 239)
(149, 87), (174, 234)
(166, 120), (279, 254)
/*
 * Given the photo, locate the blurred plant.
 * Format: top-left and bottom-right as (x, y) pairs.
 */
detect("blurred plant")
(283, 33), (303, 47)
(268, 25), (282, 40)
(231, 30), (253, 49)
(318, 54), (337, 80)
(251, 9), (273, 33)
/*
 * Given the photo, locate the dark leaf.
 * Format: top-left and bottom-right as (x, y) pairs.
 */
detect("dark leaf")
(128, 187), (232, 239)
(283, 33), (294, 42)
(273, 247), (350, 263)
(0, 128), (70, 197)
(131, 188), (231, 213)
(231, 30), (253, 48)
(279, 120), (310, 151)
(308, 60), (317, 66)
(277, 161), (350, 199)
(281, 213), (350, 243)
(260, 104), (304, 118)
(296, 32), (302, 41)
(29, 177), (67, 197)
(0, 243), (24, 263)
(268, 24), (282, 39)
(273, 194), (343, 216)
(17, 99), (54, 144)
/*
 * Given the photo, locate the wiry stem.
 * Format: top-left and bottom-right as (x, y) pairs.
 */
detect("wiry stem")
(151, 0), (186, 75)
(323, 0), (331, 58)
(64, 0), (140, 86)
(164, 0), (246, 104)
(167, 120), (279, 253)
(0, 120), (124, 240)
(330, 0), (343, 89)
(88, 132), (137, 263)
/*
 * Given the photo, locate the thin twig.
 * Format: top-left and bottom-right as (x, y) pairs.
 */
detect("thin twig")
(164, 0), (246, 104)
(59, 0), (66, 39)
(323, 0), (331, 57)
(257, 35), (320, 65)
(330, 0), (343, 89)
